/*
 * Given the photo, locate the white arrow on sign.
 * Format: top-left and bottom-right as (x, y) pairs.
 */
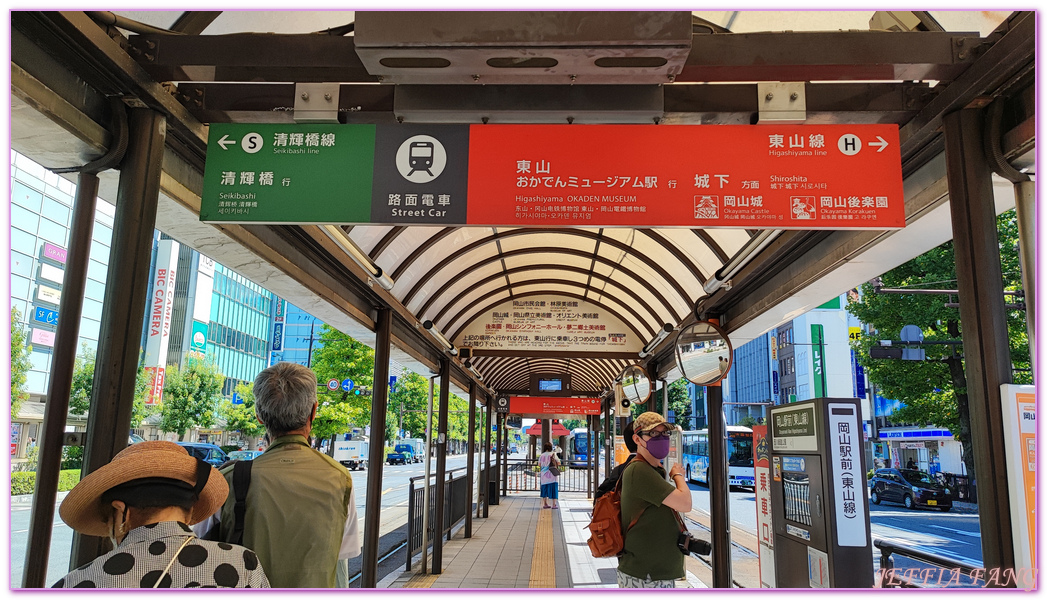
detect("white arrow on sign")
(217, 134), (236, 150)
(869, 136), (888, 152)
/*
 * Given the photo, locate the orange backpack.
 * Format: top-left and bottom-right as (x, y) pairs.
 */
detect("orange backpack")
(585, 459), (646, 558)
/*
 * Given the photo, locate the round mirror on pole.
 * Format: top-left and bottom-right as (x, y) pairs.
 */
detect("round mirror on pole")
(675, 321), (734, 386)
(619, 364), (652, 408)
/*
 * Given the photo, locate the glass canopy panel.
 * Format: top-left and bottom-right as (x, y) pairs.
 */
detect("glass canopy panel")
(430, 277), (513, 328)
(414, 261), (507, 319)
(495, 231), (599, 255)
(349, 225), (394, 255)
(394, 227), (501, 302)
(507, 268), (589, 287)
(502, 253), (594, 273)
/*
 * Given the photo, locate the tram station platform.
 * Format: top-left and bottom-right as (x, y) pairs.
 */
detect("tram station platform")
(382, 492), (712, 589)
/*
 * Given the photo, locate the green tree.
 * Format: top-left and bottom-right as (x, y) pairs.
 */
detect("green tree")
(388, 370), (432, 441)
(11, 308), (32, 419)
(666, 379), (692, 426)
(848, 209), (1030, 480)
(310, 326), (375, 445)
(220, 381), (266, 442)
(159, 357), (225, 440)
(69, 346), (156, 427)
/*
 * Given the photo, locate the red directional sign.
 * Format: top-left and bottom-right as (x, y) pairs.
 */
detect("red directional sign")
(467, 124), (905, 229)
(510, 396), (601, 416)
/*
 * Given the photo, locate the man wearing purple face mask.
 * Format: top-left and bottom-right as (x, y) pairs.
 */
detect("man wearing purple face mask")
(615, 412), (692, 588)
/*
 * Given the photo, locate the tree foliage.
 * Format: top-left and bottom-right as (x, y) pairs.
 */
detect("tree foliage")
(848, 209), (1030, 479)
(309, 325), (375, 443)
(69, 345), (156, 427)
(219, 381), (266, 440)
(388, 369), (431, 441)
(159, 357), (225, 440)
(11, 308), (32, 419)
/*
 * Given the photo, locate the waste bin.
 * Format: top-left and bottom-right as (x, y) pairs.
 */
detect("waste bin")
(488, 479), (499, 506)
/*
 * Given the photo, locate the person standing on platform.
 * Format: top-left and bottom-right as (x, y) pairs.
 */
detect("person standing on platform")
(195, 362), (360, 587)
(538, 442), (560, 509)
(617, 412), (693, 588)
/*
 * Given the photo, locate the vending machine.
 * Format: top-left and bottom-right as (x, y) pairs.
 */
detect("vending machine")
(768, 397), (873, 588)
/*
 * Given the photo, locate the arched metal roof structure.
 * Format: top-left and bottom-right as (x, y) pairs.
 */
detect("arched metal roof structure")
(10, 10), (1033, 397)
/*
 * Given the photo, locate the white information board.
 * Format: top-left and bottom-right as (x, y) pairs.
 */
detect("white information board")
(827, 402), (867, 547)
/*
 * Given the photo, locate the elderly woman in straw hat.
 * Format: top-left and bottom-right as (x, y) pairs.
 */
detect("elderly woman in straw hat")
(53, 441), (269, 588)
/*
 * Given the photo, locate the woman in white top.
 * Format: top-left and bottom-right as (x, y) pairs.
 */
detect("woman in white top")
(538, 442), (560, 509)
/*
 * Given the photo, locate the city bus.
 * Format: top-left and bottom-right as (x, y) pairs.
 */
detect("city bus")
(566, 428), (591, 468)
(681, 426), (755, 489)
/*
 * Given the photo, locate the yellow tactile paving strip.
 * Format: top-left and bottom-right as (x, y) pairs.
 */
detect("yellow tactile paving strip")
(403, 573), (439, 588)
(528, 507), (556, 587)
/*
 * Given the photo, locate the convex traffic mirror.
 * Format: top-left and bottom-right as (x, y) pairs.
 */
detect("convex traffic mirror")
(675, 321), (733, 386)
(619, 364), (652, 406)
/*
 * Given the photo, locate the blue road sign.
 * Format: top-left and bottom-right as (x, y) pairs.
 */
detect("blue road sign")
(342, 378), (354, 392)
(232, 392), (243, 405)
(33, 307), (58, 325)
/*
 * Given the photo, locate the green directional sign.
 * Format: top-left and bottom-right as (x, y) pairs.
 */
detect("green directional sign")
(200, 123), (375, 223)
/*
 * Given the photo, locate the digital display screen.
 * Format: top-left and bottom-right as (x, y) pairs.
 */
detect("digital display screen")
(538, 379), (562, 392)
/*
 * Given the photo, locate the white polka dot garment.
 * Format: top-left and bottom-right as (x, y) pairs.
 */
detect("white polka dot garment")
(53, 521), (270, 588)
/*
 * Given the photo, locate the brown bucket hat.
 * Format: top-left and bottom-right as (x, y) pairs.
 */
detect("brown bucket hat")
(59, 441), (228, 537)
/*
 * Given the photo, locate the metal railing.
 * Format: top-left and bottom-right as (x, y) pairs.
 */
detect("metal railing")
(875, 538), (983, 588)
(503, 458), (591, 493)
(405, 467), (470, 571)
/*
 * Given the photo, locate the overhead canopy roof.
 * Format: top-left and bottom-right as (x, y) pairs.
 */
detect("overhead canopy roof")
(9, 10), (1033, 400)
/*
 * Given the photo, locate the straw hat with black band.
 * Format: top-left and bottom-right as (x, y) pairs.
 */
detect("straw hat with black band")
(60, 441), (228, 538)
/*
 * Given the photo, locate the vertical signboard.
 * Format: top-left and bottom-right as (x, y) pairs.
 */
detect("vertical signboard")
(11, 423), (22, 456)
(142, 239), (179, 404)
(1001, 384), (1036, 586)
(827, 403), (866, 547)
(270, 298), (286, 365)
(753, 425), (776, 587)
(189, 321), (208, 358)
(810, 324), (826, 398)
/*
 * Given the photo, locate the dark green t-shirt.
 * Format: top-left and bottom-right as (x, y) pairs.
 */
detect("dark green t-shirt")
(617, 460), (684, 581)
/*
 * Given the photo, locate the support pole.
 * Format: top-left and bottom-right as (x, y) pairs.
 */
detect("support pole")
(500, 414), (508, 496)
(943, 108), (1015, 583)
(71, 109), (167, 571)
(586, 416), (593, 498)
(1013, 180), (1036, 377)
(465, 382), (477, 537)
(707, 382), (732, 587)
(23, 172), (99, 587)
(420, 376), (434, 573)
(483, 401), (492, 518)
(361, 308), (391, 588)
(431, 358), (450, 574)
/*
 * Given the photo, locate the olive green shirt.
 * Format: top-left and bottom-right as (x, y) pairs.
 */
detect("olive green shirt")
(617, 460), (684, 581)
(219, 435), (353, 588)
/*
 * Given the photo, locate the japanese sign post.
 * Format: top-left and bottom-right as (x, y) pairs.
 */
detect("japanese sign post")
(201, 124), (905, 230)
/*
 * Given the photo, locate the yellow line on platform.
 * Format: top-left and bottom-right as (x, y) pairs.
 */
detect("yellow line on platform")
(403, 573), (439, 588)
(529, 508), (556, 587)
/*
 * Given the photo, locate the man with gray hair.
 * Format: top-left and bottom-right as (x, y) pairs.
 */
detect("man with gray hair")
(196, 362), (360, 587)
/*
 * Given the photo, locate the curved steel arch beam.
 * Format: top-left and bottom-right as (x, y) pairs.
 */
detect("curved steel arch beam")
(370, 226), (406, 259)
(638, 229), (706, 284)
(448, 289), (650, 345)
(390, 227), (456, 280)
(417, 246), (685, 323)
(693, 229), (731, 263)
(403, 228), (693, 308)
(431, 265), (662, 330)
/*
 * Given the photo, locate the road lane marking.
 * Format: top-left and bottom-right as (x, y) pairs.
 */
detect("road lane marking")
(930, 525), (981, 538)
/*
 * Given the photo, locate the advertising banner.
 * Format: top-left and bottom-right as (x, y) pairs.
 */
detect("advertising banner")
(42, 242), (67, 264)
(36, 285), (61, 305)
(142, 239), (180, 404)
(202, 123), (905, 230)
(39, 263), (65, 285)
(752, 425), (776, 588)
(189, 320), (208, 359)
(31, 328), (55, 347)
(811, 324), (826, 398)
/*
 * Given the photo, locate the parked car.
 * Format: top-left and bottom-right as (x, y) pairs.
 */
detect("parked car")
(869, 468), (952, 511)
(176, 442), (229, 467)
(227, 450), (263, 461)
